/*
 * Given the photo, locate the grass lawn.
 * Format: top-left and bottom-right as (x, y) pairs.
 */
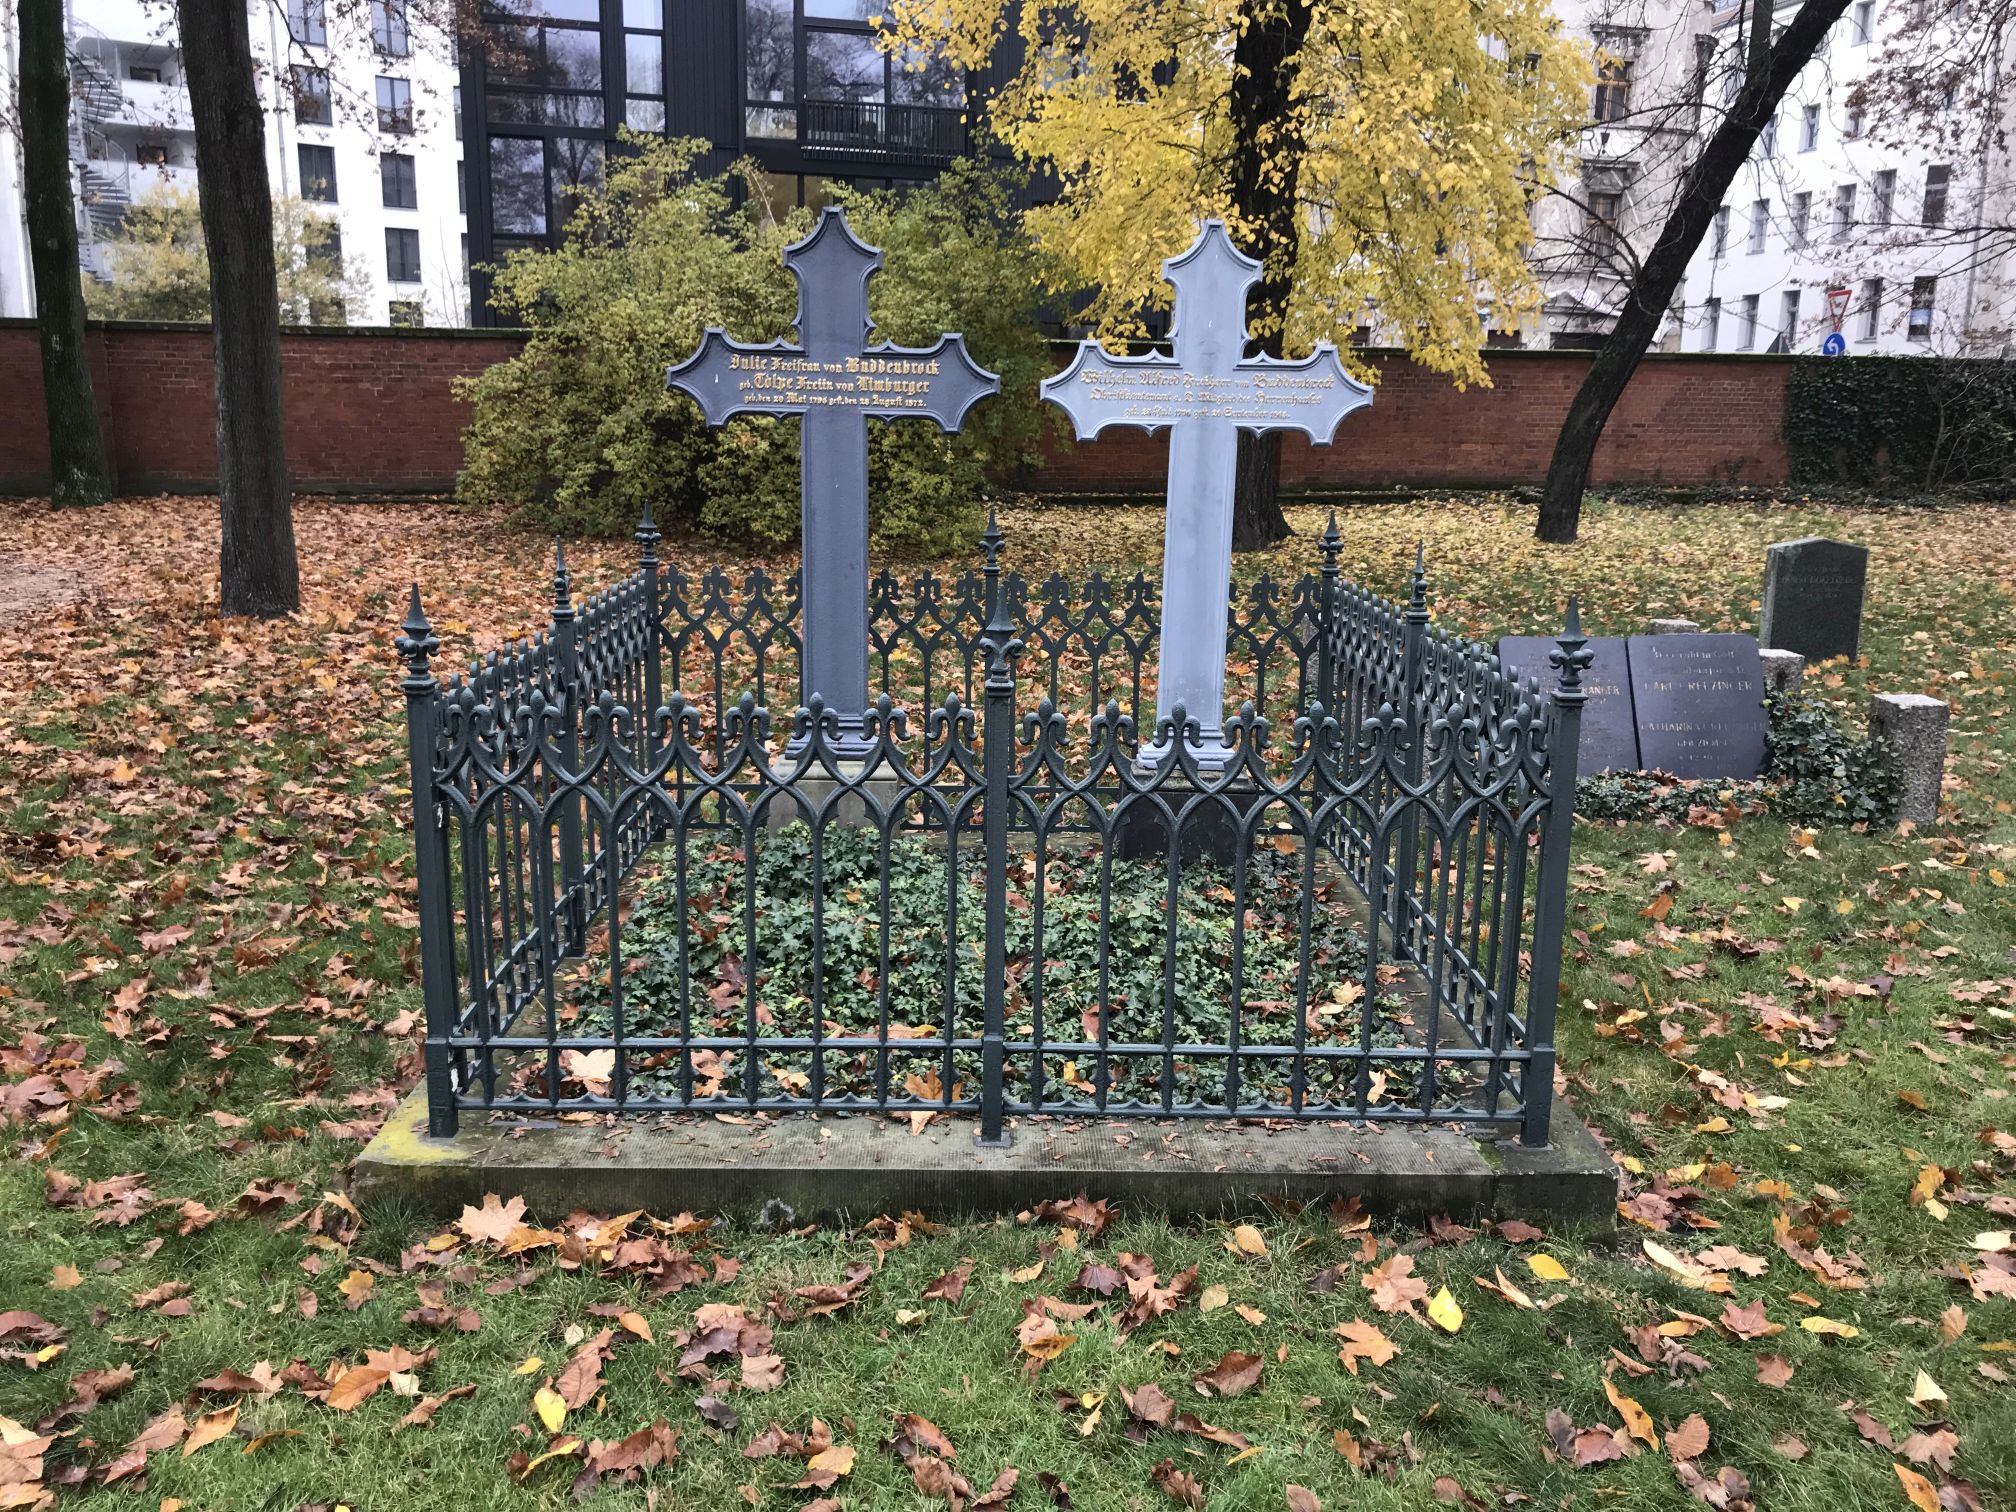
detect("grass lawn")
(1, 493), (2013, 1511)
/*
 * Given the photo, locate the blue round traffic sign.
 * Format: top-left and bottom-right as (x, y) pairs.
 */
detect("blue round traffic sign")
(1820, 332), (1847, 356)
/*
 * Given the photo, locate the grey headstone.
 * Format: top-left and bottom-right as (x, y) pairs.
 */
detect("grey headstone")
(1040, 221), (1372, 770)
(667, 207), (999, 758)
(1760, 536), (1868, 663)
(1869, 692), (1948, 826)
(1627, 633), (1769, 779)
(1648, 618), (1700, 635)
(1758, 648), (1805, 696)
(1498, 635), (1640, 774)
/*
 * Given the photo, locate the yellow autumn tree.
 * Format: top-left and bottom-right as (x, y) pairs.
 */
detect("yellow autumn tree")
(879, 0), (1589, 543)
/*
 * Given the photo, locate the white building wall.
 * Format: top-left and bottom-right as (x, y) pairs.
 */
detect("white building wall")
(1679, 0), (2016, 356)
(1, 0), (465, 325)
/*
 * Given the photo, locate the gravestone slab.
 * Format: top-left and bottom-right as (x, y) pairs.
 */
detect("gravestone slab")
(667, 207), (999, 757)
(1040, 220), (1372, 771)
(1498, 635), (1640, 774)
(1869, 692), (1948, 826)
(1628, 633), (1769, 779)
(1760, 537), (1867, 663)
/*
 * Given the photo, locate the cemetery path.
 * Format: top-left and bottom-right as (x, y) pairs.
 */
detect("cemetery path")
(0, 496), (2012, 1512)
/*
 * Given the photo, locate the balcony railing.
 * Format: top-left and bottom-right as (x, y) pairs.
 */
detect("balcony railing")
(797, 99), (966, 160)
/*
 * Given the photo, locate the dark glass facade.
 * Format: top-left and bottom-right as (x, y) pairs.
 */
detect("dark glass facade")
(460, 0), (1009, 322)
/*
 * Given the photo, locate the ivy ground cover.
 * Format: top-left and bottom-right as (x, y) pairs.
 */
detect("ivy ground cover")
(1, 495), (2013, 1510)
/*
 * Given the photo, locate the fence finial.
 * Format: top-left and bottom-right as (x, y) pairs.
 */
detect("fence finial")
(635, 499), (661, 565)
(552, 538), (573, 622)
(1549, 593), (1593, 700)
(396, 583), (439, 679)
(1408, 541), (1428, 617)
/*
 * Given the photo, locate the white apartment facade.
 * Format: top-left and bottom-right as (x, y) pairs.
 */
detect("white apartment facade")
(1680, 0), (2016, 355)
(0, 0), (466, 324)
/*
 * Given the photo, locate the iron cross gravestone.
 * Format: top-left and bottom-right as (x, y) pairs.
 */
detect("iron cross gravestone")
(667, 207), (999, 756)
(1040, 221), (1373, 769)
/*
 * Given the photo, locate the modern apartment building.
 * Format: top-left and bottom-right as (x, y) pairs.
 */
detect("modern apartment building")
(0, 0), (466, 324)
(1679, 0), (2016, 355)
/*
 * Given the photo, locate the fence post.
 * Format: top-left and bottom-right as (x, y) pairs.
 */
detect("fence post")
(636, 500), (663, 723)
(977, 510), (1022, 1149)
(1390, 545), (1429, 948)
(551, 541), (587, 956)
(397, 587), (459, 1139)
(1521, 595), (1591, 1148)
(1313, 511), (1340, 734)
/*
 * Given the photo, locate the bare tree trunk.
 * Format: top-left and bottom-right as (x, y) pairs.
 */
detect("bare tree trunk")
(21, 0), (115, 507)
(176, 0), (299, 616)
(1226, 0), (1311, 551)
(1535, 0), (1852, 543)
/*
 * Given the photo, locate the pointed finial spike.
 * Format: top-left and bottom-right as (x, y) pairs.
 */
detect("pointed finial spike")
(1565, 592), (1582, 635)
(1414, 540), (1425, 573)
(404, 581), (426, 629)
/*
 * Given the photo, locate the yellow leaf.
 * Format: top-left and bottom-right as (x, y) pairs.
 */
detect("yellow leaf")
(1525, 1253), (1570, 1283)
(617, 1311), (654, 1343)
(807, 1445), (855, 1478)
(513, 1356), (544, 1376)
(1426, 1287), (1463, 1333)
(1010, 1261), (1045, 1283)
(49, 1264), (83, 1291)
(1199, 1284), (1230, 1314)
(1229, 1224), (1267, 1257)
(533, 1386), (567, 1434)
(1894, 1463), (1940, 1512)
(517, 1436), (583, 1478)
(894, 1309), (929, 1326)
(1800, 1316), (1859, 1338)
(1604, 1378), (1658, 1448)
(182, 1403), (239, 1457)
(1907, 1370), (1946, 1409)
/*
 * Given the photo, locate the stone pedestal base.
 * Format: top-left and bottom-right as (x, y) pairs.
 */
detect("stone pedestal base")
(1648, 618), (1701, 635)
(1113, 776), (1270, 867)
(1869, 693), (1949, 827)
(762, 761), (906, 831)
(1758, 648), (1806, 696)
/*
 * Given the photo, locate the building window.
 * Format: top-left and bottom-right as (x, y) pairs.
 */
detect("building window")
(489, 136), (548, 238)
(386, 227), (422, 283)
(288, 0), (326, 48)
(1852, 0), (1874, 42)
(487, 16), (607, 130)
(1749, 199), (1769, 253)
(381, 152), (418, 209)
(372, 0), (409, 57)
(1593, 56), (1632, 122)
(1703, 297), (1720, 351)
(1844, 106), (1864, 139)
(292, 67), (332, 126)
(458, 160), (466, 214)
(1587, 191), (1622, 259)
(1873, 168), (1895, 226)
(389, 299), (426, 327)
(1790, 191), (1811, 248)
(1923, 164), (1950, 225)
(1909, 277), (1936, 341)
(305, 220), (342, 274)
(128, 65), (161, 83)
(453, 86), (462, 141)
(742, 0), (966, 151)
(1776, 288), (1801, 352)
(1859, 277), (1882, 340)
(1833, 183), (1855, 240)
(1759, 115), (1777, 158)
(1800, 103), (1820, 150)
(1737, 294), (1759, 350)
(376, 76), (413, 133)
(135, 142), (168, 165)
(1712, 205), (1730, 256)
(298, 143), (337, 202)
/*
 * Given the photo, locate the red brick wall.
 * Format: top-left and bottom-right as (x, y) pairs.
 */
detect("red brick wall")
(0, 321), (1789, 496)
(0, 319), (525, 495)
(1031, 349), (1791, 493)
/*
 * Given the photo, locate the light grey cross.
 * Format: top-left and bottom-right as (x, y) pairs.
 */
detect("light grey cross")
(1041, 221), (1372, 769)
(668, 207), (999, 756)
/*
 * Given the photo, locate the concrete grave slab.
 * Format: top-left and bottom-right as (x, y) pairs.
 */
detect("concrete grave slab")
(354, 1089), (1618, 1228)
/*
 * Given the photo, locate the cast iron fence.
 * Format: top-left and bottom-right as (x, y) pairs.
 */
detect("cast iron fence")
(397, 510), (1591, 1147)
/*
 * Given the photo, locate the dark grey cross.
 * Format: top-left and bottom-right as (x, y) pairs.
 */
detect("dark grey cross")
(667, 207), (999, 755)
(1041, 221), (1372, 768)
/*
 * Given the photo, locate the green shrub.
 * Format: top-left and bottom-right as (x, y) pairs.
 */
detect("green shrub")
(455, 136), (1058, 553)
(1575, 691), (1900, 826)
(1785, 354), (2016, 495)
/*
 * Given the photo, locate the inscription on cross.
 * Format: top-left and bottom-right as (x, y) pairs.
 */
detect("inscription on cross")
(1041, 221), (1372, 768)
(667, 207), (999, 755)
